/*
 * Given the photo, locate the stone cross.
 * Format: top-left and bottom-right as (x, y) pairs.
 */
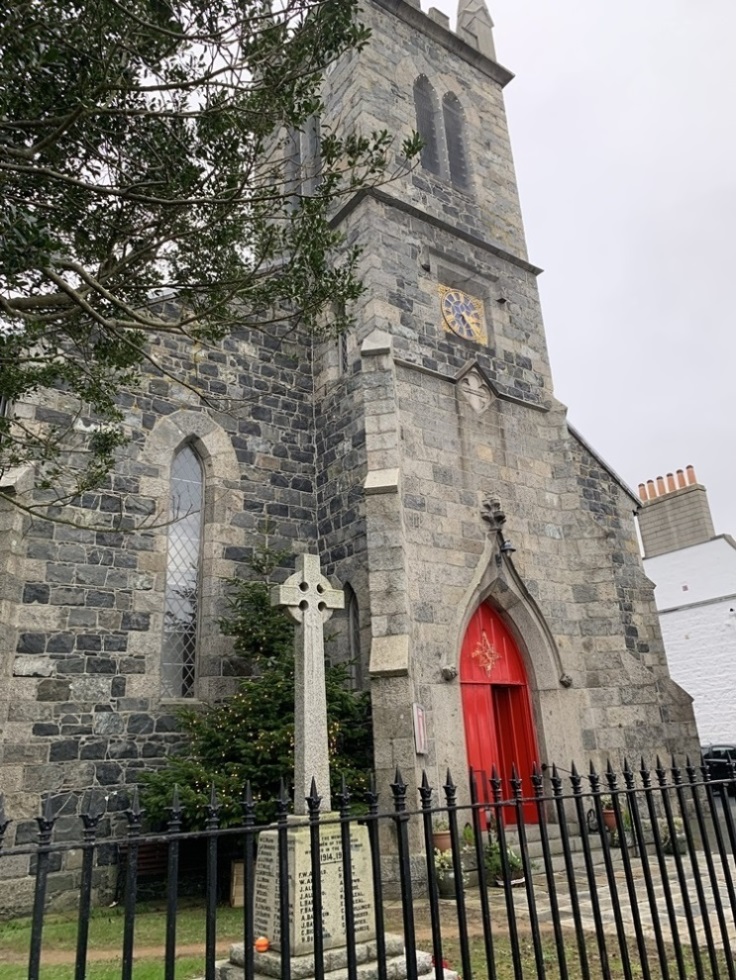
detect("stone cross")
(272, 554), (344, 814)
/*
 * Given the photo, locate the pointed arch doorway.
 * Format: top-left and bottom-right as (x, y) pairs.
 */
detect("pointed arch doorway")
(461, 604), (539, 824)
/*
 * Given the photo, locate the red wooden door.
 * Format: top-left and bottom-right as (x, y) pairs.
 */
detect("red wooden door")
(461, 605), (539, 824)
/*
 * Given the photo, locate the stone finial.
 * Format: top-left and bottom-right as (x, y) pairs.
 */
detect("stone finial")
(456, 0), (496, 61)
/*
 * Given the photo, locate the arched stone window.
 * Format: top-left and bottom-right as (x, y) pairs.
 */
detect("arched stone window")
(443, 92), (469, 189)
(161, 443), (203, 698)
(302, 115), (322, 195)
(345, 583), (362, 690)
(413, 76), (441, 175)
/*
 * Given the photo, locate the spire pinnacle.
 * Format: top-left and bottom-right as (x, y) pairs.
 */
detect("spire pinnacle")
(457, 0), (496, 61)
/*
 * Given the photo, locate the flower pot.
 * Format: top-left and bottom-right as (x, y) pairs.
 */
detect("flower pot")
(602, 808), (617, 832)
(437, 872), (462, 898)
(432, 830), (452, 852)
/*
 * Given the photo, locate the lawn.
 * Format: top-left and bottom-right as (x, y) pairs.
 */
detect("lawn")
(0, 899), (730, 979)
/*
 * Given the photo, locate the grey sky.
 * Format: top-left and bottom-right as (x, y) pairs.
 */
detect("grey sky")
(430, 0), (736, 536)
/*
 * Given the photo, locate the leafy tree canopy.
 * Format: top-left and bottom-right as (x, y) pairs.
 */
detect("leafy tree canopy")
(0, 0), (419, 500)
(142, 576), (374, 827)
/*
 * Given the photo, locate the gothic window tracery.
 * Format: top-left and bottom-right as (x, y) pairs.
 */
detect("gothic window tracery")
(161, 443), (203, 699)
(443, 92), (469, 189)
(413, 77), (471, 191)
(413, 76), (441, 175)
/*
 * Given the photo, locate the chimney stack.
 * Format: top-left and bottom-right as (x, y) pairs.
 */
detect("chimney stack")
(638, 465), (715, 558)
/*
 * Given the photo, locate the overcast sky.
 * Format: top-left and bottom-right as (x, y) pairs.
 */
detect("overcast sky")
(430, 0), (736, 536)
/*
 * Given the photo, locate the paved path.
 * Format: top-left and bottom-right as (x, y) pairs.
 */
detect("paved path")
(462, 850), (736, 950)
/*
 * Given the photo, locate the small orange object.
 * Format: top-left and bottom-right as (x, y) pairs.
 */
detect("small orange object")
(255, 936), (270, 953)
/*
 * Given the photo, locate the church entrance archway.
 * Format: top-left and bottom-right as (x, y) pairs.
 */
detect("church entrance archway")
(460, 604), (539, 824)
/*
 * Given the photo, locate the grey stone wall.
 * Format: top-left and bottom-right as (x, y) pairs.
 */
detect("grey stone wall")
(0, 324), (317, 858)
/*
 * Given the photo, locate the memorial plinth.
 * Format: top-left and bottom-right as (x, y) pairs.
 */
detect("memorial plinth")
(252, 817), (374, 955)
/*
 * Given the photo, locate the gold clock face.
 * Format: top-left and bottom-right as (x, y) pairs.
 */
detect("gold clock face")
(439, 286), (486, 343)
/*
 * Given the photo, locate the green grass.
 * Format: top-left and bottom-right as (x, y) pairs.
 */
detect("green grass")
(0, 957), (211, 980)
(1, 900), (732, 979)
(0, 901), (245, 957)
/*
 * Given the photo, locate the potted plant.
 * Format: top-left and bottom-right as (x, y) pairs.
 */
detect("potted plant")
(432, 818), (452, 853)
(659, 817), (686, 855)
(600, 795), (617, 832)
(483, 836), (525, 887)
(434, 848), (466, 898)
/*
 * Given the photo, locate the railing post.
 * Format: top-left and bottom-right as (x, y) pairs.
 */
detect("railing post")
(122, 788), (143, 980)
(242, 781), (256, 980)
(419, 772), (444, 980)
(74, 794), (104, 980)
(511, 764), (545, 980)
(336, 777), (358, 980)
(656, 756), (705, 980)
(570, 763), (611, 980)
(364, 778), (387, 980)
(491, 766), (522, 980)
(205, 783), (220, 980)
(469, 769), (497, 980)
(640, 757), (688, 980)
(531, 764), (567, 980)
(444, 770), (472, 980)
(28, 795), (56, 980)
(307, 778), (325, 980)
(276, 778), (291, 980)
(390, 768), (418, 980)
(620, 760), (671, 980)
(551, 765), (590, 980)
(165, 785), (183, 980)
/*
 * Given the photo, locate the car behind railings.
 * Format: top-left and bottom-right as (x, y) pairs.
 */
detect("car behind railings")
(702, 744), (736, 793)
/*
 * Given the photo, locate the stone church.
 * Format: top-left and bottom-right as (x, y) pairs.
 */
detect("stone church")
(0, 0), (698, 852)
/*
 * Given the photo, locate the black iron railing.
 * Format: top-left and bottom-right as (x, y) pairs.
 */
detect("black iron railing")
(1, 758), (736, 979)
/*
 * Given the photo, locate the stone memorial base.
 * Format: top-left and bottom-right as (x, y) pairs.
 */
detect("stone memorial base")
(214, 934), (451, 980)
(252, 815), (375, 955)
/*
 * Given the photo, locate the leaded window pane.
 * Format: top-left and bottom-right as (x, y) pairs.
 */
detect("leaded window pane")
(443, 93), (469, 188)
(414, 77), (441, 175)
(162, 445), (202, 698)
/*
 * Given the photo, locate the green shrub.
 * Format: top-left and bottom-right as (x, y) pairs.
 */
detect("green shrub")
(142, 575), (373, 828)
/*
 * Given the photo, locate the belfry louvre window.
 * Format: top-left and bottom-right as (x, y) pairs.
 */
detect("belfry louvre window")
(161, 444), (203, 698)
(413, 76), (441, 175)
(443, 93), (469, 188)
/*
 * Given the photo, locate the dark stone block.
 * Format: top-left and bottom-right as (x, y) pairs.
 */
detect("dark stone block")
(47, 633), (75, 654)
(50, 587), (86, 606)
(121, 612), (150, 631)
(107, 740), (139, 760)
(32, 723), (60, 737)
(77, 634), (102, 652)
(85, 657), (116, 675)
(50, 740), (80, 762)
(23, 584), (50, 604)
(80, 741), (107, 760)
(95, 762), (123, 785)
(111, 677), (127, 698)
(127, 713), (154, 735)
(87, 590), (115, 608)
(120, 657), (144, 674)
(17, 633), (46, 654)
(104, 634), (128, 652)
(156, 715), (179, 733)
(37, 679), (71, 702)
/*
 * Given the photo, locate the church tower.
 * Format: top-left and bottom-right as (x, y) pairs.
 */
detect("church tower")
(313, 0), (699, 803)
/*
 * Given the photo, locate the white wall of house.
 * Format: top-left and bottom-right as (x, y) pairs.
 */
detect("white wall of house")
(644, 536), (736, 745)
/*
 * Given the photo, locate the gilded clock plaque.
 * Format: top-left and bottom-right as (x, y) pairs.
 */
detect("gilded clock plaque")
(438, 285), (487, 343)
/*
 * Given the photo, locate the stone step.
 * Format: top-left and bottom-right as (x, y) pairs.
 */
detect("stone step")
(214, 935), (440, 980)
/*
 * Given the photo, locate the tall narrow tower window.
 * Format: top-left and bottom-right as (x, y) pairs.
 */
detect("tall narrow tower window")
(162, 444), (203, 699)
(443, 93), (469, 189)
(413, 76), (441, 175)
(303, 115), (322, 195)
